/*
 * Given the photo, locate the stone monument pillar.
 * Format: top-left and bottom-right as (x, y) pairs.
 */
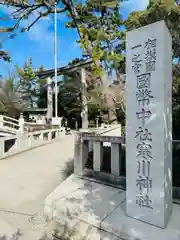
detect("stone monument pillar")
(126, 20), (172, 228)
(47, 77), (53, 119)
(81, 68), (89, 129)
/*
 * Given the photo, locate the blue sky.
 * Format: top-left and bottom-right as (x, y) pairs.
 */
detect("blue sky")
(0, 0), (149, 77)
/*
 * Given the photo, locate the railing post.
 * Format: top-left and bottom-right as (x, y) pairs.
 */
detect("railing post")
(18, 113), (24, 134)
(0, 138), (5, 158)
(0, 115), (3, 128)
(96, 117), (99, 128)
(75, 121), (78, 130)
(19, 134), (27, 150)
(59, 117), (63, 129)
(74, 133), (89, 175)
(93, 141), (103, 172)
(39, 132), (44, 141)
(89, 140), (93, 152)
(15, 134), (25, 151)
(48, 132), (52, 141)
(28, 134), (33, 148)
(14, 136), (19, 150)
(111, 143), (122, 176)
(119, 124), (122, 137)
(55, 130), (59, 138)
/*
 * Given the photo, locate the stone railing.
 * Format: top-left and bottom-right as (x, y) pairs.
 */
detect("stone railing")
(0, 128), (64, 159)
(0, 115), (61, 134)
(74, 133), (180, 202)
(79, 124), (122, 136)
(24, 122), (60, 132)
(74, 131), (125, 185)
(0, 115), (28, 134)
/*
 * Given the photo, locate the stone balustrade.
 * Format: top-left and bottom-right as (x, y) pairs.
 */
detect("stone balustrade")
(0, 128), (64, 159)
(74, 131), (125, 185)
(0, 114), (62, 135)
(0, 115), (27, 134)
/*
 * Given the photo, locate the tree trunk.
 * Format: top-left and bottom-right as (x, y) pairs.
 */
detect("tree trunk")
(102, 74), (117, 123)
(81, 68), (89, 129)
(115, 68), (121, 83)
(95, 60), (117, 123)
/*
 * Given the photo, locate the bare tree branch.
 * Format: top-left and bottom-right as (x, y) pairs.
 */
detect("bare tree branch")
(0, 1), (68, 32)
(22, 6), (67, 32)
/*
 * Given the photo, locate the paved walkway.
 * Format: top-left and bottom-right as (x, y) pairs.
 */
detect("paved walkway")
(0, 134), (75, 239)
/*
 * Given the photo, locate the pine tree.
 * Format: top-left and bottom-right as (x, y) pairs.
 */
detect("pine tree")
(16, 58), (38, 108)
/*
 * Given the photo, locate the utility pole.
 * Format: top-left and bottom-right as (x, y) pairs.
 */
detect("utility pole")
(54, 1), (58, 118)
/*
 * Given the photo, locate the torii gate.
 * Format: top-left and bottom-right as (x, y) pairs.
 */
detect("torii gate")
(35, 59), (93, 128)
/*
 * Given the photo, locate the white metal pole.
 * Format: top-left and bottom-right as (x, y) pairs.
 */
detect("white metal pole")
(54, 1), (58, 118)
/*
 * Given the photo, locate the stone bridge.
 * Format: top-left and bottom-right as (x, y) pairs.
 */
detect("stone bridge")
(0, 131), (75, 239)
(0, 125), (122, 239)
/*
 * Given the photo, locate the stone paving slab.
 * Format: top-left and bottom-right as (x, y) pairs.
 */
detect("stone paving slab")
(44, 174), (180, 240)
(44, 174), (125, 228)
(44, 174), (125, 239)
(44, 174), (88, 209)
(101, 200), (180, 240)
(69, 183), (124, 228)
(44, 219), (121, 240)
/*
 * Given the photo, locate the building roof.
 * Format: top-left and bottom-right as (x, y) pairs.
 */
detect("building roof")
(35, 59), (93, 79)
